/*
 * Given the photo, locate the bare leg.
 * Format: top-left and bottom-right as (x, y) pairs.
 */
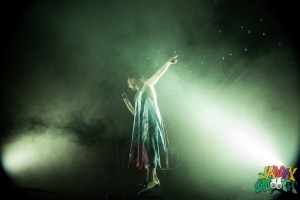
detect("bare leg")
(145, 168), (159, 183)
(139, 168), (159, 195)
(146, 168), (149, 181)
(155, 172), (159, 181)
(153, 169), (160, 186)
(148, 168), (156, 181)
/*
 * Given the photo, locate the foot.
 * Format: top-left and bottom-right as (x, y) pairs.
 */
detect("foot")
(139, 181), (148, 189)
(140, 178), (160, 189)
(155, 178), (160, 187)
(138, 179), (159, 195)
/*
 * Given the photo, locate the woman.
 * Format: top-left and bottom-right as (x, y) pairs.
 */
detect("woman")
(122, 55), (178, 195)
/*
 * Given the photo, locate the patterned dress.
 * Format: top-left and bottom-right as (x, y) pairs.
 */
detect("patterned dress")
(128, 90), (169, 169)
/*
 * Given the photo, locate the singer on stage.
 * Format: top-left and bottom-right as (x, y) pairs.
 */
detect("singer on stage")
(122, 55), (178, 195)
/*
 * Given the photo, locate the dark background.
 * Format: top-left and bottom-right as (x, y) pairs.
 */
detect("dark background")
(1, 0), (299, 200)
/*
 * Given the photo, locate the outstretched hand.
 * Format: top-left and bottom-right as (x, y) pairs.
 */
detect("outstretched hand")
(168, 55), (178, 64)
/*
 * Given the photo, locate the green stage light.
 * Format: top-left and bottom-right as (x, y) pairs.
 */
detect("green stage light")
(1, 129), (77, 178)
(201, 101), (285, 167)
(228, 126), (283, 166)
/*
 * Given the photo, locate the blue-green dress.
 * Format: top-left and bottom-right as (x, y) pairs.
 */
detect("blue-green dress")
(128, 90), (169, 169)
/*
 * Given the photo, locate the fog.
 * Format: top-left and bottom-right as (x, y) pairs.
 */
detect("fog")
(1, 0), (299, 200)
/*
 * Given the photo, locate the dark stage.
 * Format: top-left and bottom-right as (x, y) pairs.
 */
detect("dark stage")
(2, 160), (299, 200)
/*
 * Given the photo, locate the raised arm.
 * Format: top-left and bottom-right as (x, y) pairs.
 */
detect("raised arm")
(145, 55), (178, 87)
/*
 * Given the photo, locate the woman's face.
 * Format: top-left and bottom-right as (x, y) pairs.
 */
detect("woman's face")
(127, 78), (135, 89)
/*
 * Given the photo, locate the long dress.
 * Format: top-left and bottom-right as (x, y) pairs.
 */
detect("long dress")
(128, 90), (169, 169)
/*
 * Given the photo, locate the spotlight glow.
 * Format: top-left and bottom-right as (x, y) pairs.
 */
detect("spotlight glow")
(1, 128), (77, 177)
(201, 101), (284, 167)
(228, 126), (283, 166)
(2, 142), (37, 173)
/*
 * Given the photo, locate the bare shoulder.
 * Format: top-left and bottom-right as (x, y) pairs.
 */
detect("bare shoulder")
(142, 82), (156, 97)
(142, 82), (151, 93)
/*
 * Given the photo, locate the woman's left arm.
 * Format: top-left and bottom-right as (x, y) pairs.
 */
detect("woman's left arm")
(145, 55), (178, 87)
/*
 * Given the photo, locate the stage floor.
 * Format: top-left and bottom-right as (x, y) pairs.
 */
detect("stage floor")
(2, 165), (296, 200)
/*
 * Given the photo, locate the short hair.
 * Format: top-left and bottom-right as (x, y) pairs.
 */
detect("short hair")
(128, 73), (145, 88)
(128, 73), (144, 81)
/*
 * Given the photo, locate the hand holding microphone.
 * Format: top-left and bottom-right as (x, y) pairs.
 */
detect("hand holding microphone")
(122, 92), (129, 100)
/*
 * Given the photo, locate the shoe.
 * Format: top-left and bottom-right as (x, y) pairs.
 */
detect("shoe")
(139, 178), (160, 189)
(139, 181), (148, 189)
(138, 180), (159, 195)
